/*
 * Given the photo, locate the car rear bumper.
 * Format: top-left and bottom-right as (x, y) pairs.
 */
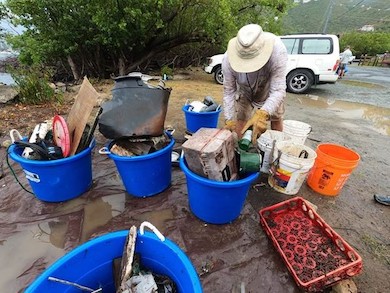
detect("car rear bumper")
(318, 74), (338, 83)
(204, 65), (213, 74)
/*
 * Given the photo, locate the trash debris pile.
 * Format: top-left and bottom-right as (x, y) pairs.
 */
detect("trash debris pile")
(10, 120), (58, 161)
(120, 254), (177, 293)
(186, 96), (220, 113)
(182, 128), (238, 181)
(9, 111), (100, 161)
(182, 127), (262, 182)
(9, 77), (100, 161)
(109, 134), (171, 157)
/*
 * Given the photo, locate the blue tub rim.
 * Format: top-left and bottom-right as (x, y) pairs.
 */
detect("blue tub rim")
(8, 139), (96, 166)
(182, 104), (222, 116)
(180, 155), (259, 187)
(26, 226), (203, 292)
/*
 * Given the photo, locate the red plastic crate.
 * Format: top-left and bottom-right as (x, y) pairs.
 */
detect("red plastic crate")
(259, 197), (362, 292)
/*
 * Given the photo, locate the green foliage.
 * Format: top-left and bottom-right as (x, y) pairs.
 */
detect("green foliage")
(4, 0), (291, 79)
(160, 65), (173, 77)
(340, 32), (390, 57)
(282, 0), (390, 35)
(8, 65), (61, 105)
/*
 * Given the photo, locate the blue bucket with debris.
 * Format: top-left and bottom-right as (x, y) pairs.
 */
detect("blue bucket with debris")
(26, 222), (203, 293)
(180, 157), (259, 224)
(182, 105), (221, 134)
(100, 136), (174, 197)
(8, 140), (95, 202)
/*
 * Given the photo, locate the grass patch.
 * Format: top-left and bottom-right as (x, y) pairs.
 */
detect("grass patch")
(361, 234), (390, 266)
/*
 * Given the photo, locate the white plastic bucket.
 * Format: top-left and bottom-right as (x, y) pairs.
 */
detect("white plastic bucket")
(268, 141), (317, 195)
(257, 130), (292, 174)
(283, 120), (312, 144)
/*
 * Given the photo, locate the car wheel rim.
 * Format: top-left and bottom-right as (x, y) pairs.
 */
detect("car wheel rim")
(291, 75), (308, 91)
(217, 72), (223, 83)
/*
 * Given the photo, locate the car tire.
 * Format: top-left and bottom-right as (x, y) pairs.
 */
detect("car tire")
(286, 69), (313, 94)
(214, 66), (224, 85)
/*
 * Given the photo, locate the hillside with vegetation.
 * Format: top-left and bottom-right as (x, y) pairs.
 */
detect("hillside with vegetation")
(282, 0), (390, 35)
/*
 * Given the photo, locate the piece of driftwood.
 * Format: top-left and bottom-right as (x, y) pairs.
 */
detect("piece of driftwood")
(117, 226), (137, 292)
(67, 77), (99, 156)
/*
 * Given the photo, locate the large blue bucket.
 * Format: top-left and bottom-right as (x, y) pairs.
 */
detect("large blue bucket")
(26, 223), (203, 293)
(180, 157), (259, 224)
(8, 141), (95, 202)
(101, 137), (175, 197)
(182, 105), (221, 133)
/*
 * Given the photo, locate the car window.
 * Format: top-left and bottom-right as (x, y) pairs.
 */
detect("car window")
(281, 38), (299, 54)
(301, 38), (332, 54)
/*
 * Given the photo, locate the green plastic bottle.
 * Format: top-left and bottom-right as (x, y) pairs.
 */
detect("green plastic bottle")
(239, 129), (252, 151)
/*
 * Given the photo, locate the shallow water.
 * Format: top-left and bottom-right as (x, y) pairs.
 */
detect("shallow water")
(296, 95), (390, 136)
(0, 72), (15, 85)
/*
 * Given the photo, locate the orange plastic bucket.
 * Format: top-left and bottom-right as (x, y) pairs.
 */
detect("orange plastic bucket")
(307, 143), (360, 196)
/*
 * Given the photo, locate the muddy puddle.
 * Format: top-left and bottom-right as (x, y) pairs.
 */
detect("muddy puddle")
(296, 95), (390, 136)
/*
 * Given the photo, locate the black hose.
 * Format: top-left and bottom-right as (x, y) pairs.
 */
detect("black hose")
(6, 145), (34, 195)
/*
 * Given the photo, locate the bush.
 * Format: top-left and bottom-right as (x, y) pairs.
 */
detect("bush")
(8, 64), (62, 104)
(160, 65), (174, 77)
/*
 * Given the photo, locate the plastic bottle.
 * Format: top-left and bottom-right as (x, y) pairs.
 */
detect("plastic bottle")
(238, 129), (252, 151)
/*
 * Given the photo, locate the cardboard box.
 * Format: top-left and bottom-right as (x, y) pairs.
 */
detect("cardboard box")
(182, 128), (238, 181)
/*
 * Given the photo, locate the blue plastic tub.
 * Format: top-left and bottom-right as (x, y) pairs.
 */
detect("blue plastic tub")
(102, 136), (175, 197)
(26, 226), (203, 293)
(8, 140), (95, 202)
(180, 157), (259, 224)
(182, 104), (221, 133)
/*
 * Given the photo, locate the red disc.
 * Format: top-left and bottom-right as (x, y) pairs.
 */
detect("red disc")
(53, 115), (71, 157)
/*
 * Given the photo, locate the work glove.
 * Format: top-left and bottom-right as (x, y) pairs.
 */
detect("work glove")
(224, 120), (237, 132)
(241, 109), (269, 145)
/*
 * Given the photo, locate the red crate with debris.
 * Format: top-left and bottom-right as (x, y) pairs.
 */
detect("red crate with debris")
(259, 197), (362, 292)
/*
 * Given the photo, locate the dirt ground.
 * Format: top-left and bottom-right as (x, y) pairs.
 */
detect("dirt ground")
(0, 68), (389, 292)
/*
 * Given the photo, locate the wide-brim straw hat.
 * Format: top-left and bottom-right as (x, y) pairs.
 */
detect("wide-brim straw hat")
(227, 24), (275, 73)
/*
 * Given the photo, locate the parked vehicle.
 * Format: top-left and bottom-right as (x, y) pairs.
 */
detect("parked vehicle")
(204, 54), (224, 84)
(204, 34), (340, 94)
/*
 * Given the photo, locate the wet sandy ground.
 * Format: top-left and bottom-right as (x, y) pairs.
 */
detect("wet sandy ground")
(0, 69), (389, 292)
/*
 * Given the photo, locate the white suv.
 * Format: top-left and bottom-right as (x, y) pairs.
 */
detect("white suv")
(204, 34), (340, 94)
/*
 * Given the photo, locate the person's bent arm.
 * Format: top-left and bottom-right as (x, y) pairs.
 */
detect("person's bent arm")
(222, 53), (237, 121)
(258, 38), (288, 115)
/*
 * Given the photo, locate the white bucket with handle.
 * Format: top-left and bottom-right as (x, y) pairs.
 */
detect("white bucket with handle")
(283, 120), (312, 145)
(268, 141), (317, 195)
(257, 130), (292, 174)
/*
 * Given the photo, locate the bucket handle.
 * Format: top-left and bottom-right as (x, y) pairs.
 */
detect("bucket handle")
(216, 104), (222, 112)
(9, 129), (23, 143)
(185, 99), (191, 105)
(98, 146), (111, 155)
(139, 221), (165, 242)
(165, 127), (175, 136)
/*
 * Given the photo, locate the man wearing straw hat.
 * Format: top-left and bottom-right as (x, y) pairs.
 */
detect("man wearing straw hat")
(222, 23), (288, 144)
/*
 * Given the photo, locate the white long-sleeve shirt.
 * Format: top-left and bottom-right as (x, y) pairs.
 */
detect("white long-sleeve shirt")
(222, 35), (288, 120)
(340, 49), (352, 65)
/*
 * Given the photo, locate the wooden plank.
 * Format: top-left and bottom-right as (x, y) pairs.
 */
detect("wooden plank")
(67, 77), (99, 155)
(118, 226), (137, 292)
